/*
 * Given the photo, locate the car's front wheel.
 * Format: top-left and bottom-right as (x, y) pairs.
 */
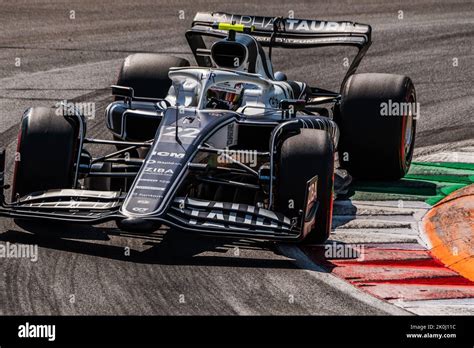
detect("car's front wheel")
(275, 129), (335, 244)
(12, 107), (79, 199)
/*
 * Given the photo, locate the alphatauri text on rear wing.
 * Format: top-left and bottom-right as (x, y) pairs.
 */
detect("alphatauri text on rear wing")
(186, 12), (372, 85)
(189, 12), (372, 48)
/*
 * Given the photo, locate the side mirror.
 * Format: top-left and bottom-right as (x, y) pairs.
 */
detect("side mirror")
(280, 99), (306, 118)
(111, 85), (134, 100)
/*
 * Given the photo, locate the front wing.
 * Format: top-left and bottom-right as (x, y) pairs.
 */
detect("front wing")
(0, 189), (311, 241)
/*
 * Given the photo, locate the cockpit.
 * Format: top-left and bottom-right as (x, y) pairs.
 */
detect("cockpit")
(164, 24), (294, 114)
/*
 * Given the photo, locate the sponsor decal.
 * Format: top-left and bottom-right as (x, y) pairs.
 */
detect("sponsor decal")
(286, 19), (348, 32)
(132, 207), (149, 213)
(208, 14), (360, 33)
(226, 123), (238, 147)
(269, 96), (279, 107)
(151, 151), (185, 159)
(176, 199), (292, 230)
(302, 176), (318, 235)
(149, 160), (180, 165)
(213, 14), (275, 29)
(134, 193), (161, 199)
(144, 167), (174, 175)
(134, 186), (165, 191)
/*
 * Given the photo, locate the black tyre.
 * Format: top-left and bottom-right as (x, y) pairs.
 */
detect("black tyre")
(276, 129), (335, 244)
(116, 53), (190, 100)
(113, 54), (189, 158)
(337, 73), (417, 180)
(12, 107), (79, 199)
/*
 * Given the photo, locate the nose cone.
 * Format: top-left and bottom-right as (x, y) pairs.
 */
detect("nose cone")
(116, 217), (160, 233)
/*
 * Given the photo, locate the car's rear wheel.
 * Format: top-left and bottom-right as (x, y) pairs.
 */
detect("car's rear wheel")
(12, 107), (80, 199)
(116, 53), (190, 100)
(110, 54), (190, 190)
(113, 53), (190, 151)
(336, 73), (417, 180)
(275, 129), (335, 244)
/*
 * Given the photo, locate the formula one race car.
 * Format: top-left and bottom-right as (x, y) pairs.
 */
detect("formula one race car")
(0, 12), (417, 243)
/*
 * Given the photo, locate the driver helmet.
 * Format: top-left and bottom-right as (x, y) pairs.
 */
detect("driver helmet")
(206, 82), (244, 111)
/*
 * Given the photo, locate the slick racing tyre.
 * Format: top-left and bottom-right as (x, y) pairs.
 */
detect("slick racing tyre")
(12, 107), (80, 199)
(113, 53), (190, 156)
(116, 53), (190, 100)
(276, 129), (335, 244)
(336, 73), (417, 180)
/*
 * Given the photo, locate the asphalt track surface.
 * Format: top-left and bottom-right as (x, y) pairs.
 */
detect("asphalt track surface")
(0, 0), (472, 315)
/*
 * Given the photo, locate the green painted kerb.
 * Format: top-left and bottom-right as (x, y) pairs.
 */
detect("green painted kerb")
(350, 162), (474, 205)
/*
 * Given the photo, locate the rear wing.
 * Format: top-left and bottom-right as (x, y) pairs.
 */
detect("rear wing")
(190, 12), (371, 48)
(186, 12), (372, 87)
